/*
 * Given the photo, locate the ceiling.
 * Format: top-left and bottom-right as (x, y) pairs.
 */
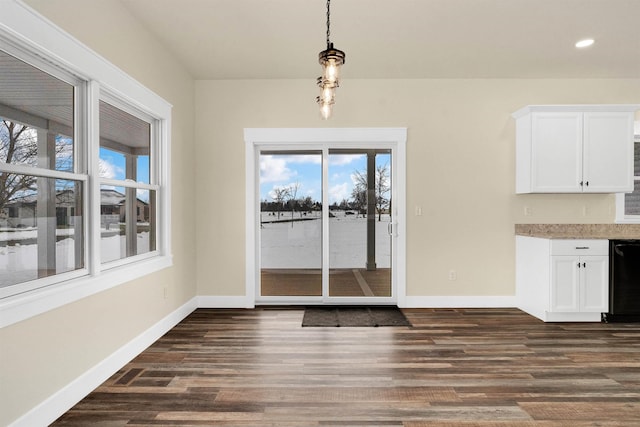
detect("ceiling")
(119, 0), (640, 80)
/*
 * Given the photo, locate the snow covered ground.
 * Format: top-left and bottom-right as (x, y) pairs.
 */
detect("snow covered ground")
(0, 227), (150, 287)
(1, 210), (390, 288)
(261, 211), (391, 269)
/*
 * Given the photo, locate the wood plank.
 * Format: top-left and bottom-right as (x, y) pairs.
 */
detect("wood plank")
(52, 308), (640, 426)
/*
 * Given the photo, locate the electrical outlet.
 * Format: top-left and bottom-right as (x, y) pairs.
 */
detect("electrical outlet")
(415, 206), (423, 216)
(582, 205), (590, 217)
(163, 287), (168, 299)
(524, 206), (532, 216)
(448, 270), (457, 281)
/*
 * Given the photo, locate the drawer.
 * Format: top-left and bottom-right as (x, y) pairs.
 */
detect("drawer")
(550, 239), (609, 256)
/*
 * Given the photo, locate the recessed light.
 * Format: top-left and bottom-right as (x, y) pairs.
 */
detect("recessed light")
(575, 39), (595, 48)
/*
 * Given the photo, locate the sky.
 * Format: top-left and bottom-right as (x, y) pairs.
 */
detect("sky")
(99, 147), (149, 183)
(260, 152), (390, 205)
(99, 147), (150, 202)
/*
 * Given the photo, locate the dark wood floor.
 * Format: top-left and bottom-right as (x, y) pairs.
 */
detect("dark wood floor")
(53, 308), (640, 426)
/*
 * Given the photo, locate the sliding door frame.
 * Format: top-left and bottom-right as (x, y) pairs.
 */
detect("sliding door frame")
(245, 128), (407, 306)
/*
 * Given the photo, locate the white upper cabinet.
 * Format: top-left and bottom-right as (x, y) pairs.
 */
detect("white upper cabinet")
(513, 105), (637, 194)
(583, 112), (635, 192)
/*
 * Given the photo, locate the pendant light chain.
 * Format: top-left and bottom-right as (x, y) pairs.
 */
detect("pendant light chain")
(326, 0), (331, 47)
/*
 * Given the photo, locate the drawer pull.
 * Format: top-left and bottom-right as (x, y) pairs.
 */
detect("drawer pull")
(575, 246), (590, 250)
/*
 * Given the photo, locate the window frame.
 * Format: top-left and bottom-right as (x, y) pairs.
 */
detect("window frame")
(615, 129), (640, 223)
(97, 92), (160, 268)
(0, 1), (172, 328)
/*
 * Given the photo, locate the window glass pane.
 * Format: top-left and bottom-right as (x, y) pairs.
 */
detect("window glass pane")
(136, 189), (156, 255)
(634, 141), (640, 177)
(0, 175), (84, 287)
(0, 50), (75, 172)
(100, 185), (126, 263)
(55, 135), (74, 172)
(259, 152), (322, 296)
(137, 155), (150, 184)
(99, 101), (150, 183)
(100, 185), (156, 263)
(624, 181), (640, 216)
(99, 147), (126, 180)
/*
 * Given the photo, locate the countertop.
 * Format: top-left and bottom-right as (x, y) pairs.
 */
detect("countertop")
(515, 224), (640, 239)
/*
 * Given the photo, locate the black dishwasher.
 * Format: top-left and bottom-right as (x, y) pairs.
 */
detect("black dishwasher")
(606, 240), (640, 322)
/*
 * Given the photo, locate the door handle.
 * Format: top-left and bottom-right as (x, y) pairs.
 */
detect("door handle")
(388, 222), (393, 236)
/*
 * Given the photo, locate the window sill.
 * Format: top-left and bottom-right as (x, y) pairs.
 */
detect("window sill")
(0, 254), (173, 329)
(615, 218), (640, 224)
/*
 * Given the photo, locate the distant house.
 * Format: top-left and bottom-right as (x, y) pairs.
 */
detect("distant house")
(1, 188), (149, 229)
(99, 188), (150, 223)
(0, 194), (37, 228)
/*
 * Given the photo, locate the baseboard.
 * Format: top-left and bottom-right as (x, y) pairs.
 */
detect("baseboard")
(196, 295), (517, 310)
(9, 297), (198, 427)
(197, 295), (254, 308)
(402, 295), (517, 308)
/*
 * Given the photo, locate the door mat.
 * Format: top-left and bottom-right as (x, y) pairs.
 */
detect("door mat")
(302, 306), (411, 327)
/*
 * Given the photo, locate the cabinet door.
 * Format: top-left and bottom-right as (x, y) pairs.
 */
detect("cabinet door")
(580, 255), (609, 312)
(531, 112), (583, 192)
(582, 112), (634, 193)
(550, 256), (580, 312)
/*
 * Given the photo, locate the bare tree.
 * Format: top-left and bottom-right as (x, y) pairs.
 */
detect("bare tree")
(0, 120), (38, 212)
(375, 163), (390, 221)
(301, 196), (314, 213)
(351, 163), (390, 221)
(271, 186), (291, 220)
(350, 170), (367, 215)
(287, 182), (300, 226)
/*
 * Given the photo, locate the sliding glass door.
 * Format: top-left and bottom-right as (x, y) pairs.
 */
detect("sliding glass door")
(259, 151), (323, 297)
(328, 149), (392, 298)
(257, 145), (396, 304)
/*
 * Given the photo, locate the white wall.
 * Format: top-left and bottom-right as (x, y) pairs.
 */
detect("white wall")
(0, 1), (197, 425)
(194, 78), (640, 298)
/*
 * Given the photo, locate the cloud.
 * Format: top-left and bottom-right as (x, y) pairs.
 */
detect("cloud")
(260, 154), (322, 184)
(288, 155), (321, 165)
(260, 155), (296, 183)
(98, 158), (124, 180)
(329, 182), (350, 204)
(329, 154), (362, 166)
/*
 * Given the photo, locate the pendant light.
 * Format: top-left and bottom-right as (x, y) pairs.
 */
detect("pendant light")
(316, 0), (345, 120)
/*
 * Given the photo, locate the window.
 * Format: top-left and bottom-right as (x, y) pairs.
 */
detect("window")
(0, 2), (171, 322)
(0, 49), (85, 293)
(616, 122), (640, 222)
(99, 100), (157, 264)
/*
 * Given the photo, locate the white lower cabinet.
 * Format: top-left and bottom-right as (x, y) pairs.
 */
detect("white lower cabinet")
(516, 237), (609, 322)
(550, 255), (608, 313)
